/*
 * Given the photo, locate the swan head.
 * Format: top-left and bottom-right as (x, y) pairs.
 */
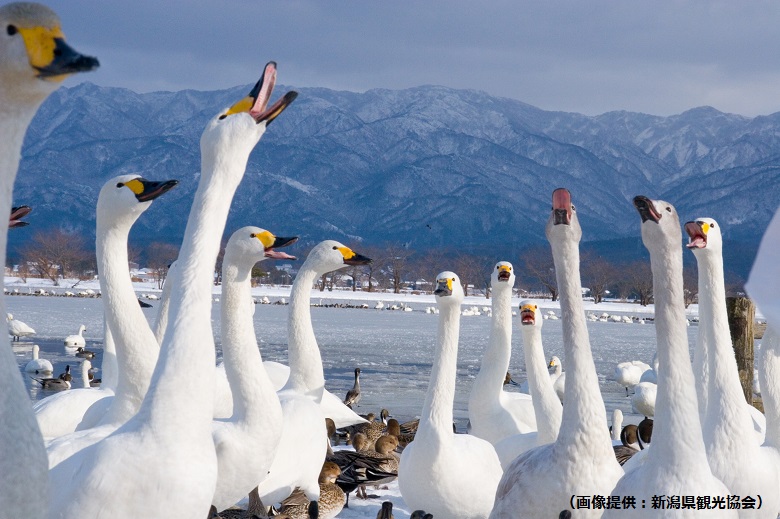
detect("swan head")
(549, 355), (560, 368)
(434, 271), (464, 304)
(633, 195), (681, 252)
(224, 225), (298, 270)
(6, 313), (12, 320)
(201, 61), (297, 174)
(0, 2), (98, 103)
(491, 261), (515, 288)
(685, 217), (722, 255)
(303, 240), (372, 275)
(97, 174), (179, 228)
(545, 187), (581, 242)
(519, 300), (542, 328)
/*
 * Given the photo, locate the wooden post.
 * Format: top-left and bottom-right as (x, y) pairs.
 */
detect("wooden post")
(726, 297), (755, 405)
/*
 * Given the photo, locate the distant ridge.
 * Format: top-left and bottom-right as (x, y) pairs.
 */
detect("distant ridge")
(11, 82), (779, 278)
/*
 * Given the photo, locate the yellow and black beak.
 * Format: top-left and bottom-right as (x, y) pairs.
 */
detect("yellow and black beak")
(520, 304), (536, 325)
(19, 26), (99, 80)
(221, 61), (298, 125)
(497, 265), (512, 282)
(265, 235), (298, 260)
(685, 220), (709, 249)
(340, 247), (372, 266)
(434, 277), (453, 297)
(122, 178), (179, 203)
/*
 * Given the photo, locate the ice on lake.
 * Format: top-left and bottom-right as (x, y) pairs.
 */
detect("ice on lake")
(8, 294), (697, 429)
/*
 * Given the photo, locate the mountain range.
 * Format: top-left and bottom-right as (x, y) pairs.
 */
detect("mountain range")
(11, 81), (779, 279)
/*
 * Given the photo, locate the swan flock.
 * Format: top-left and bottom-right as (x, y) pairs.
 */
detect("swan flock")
(3, 3), (780, 519)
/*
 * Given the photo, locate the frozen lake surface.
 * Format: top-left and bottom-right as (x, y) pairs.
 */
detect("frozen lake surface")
(8, 293), (700, 517)
(9, 293), (697, 427)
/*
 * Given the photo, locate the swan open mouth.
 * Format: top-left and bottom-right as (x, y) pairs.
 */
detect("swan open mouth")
(222, 62), (298, 125)
(265, 236), (298, 260)
(552, 188), (572, 225)
(9, 205), (32, 228)
(497, 270), (511, 282)
(684, 221), (707, 249)
(520, 308), (535, 325)
(633, 196), (661, 223)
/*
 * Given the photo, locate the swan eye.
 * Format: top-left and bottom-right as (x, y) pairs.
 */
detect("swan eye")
(710, 223), (716, 228)
(6, 25), (17, 36)
(665, 207), (672, 213)
(116, 182), (124, 188)
(571, 204), (577, 211)
(250, 233), (256, 238)
(332, 246), (338, 250)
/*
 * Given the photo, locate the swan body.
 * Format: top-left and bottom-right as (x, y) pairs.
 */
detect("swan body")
(491, 189), (622, 518)
(614, 360), (651, 394)
(256, 240), (371, 506)
(400, 272), (503, 519)
(493, 301), (563, 468)
(548, 355), (566, 401)
(42, 175), (177, 450)
(210, 227), (295, 511)
(686, 217), (780, 517)
(0, 4), (97, 516)
(49, 63), (297, 518)
(213, 361), (366, 428)
(469, 262), (537, 445)
(24, 344), (52, 373)
(7, 312), (35, 341)
(604, 197), (734, 518)
(63, 324), (86, 351)
(631, 381), (656, 418)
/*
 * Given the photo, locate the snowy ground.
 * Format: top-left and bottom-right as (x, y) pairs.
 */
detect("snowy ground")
(8, 276), (703, 518)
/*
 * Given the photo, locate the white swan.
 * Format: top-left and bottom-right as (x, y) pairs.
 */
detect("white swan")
(468, 262), (537, 445)
(40, 175), (177, 445)
(604, 197), (734, 518)
(210, 226), (296, 513)
(24, 344), (52, 374)
(493, 301), (563, 468)
(255, 240), (372, 507)
(49, 62), (297, 518)
(685, 216), (779, 516)
(631, 381), (657, 418)
(611, 408), (624, 442)
(548, 355), (566, 401)
(614, 360), (651, 395)
(491, 188), (622, 518)
(7, 312), (35, 341)
(638, 352), (658, 384)
(399, 272), (503, 519)
(746, 206), (780, 328)
(63, 324), (86, 351)
(0, 4), (97, 516)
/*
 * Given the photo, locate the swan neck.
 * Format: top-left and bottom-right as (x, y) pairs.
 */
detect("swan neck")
(759, 327), (780, 448)
(549, 235), (612, 454)
(697, 251), (754, 445)
(220, 257), (277, 422)
(285, 263), (325, 402)
(419, 300), (460, 438)
(96, 216), (160, 425)
(521, 324), (563, 443)
(647, 237), (709, 467)
(472, 286), (512, 404)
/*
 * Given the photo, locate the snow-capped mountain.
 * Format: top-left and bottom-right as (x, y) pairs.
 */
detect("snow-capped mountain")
(12, 82), (778, 274)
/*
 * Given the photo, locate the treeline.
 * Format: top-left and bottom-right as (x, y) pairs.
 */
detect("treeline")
(9, 230), (747, 306)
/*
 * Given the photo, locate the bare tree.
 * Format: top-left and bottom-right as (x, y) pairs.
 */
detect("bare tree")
(409, 248), (449, 294)
(520, 246), (558, 301)
(146, 242), (179, 290)
(20, 229), (91, 286)
(581, 253), (617, 304)
(383, 244), (414, 294)
(454, 253), (493, 298)
(623, 260), (653, 306)
(682, 264), (698, 308)
(343, 264), (365, 292)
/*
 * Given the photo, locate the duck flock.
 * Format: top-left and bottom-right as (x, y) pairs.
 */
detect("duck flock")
(3, 3), (780, 519)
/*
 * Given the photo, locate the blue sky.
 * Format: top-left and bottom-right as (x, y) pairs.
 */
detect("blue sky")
(47, 0), (780, 117)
